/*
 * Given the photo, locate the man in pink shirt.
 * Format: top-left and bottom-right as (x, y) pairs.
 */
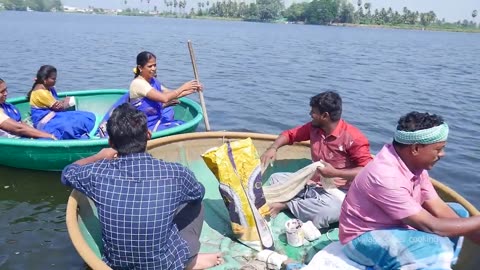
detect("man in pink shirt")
(339, 111), (480, 269)
(260, 91), (372, 229)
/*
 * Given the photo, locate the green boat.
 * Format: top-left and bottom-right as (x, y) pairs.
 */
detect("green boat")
(65, 132), (480, 270)
(0, 89), (203, 171)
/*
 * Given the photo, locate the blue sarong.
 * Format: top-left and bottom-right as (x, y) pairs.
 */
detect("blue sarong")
(0, 102), (22, 138)
(96, 78), (183, 137)
(132, 77), (183, 132)
(1, 102), (21, 122)
(343, 203), (468, 270)
(31, 88), (95, 140)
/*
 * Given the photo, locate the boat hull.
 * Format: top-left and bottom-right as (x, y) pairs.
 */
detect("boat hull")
(0, 89), (203, 171)
(66, 132), (480, 269)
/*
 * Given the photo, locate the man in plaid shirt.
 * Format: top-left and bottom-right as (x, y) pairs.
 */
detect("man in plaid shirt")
(62, 103), (222, 269)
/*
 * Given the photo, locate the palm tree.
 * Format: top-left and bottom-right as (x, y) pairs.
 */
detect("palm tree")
(357, 0), (362, 9)
(363, 2), (371, 13)
(473, 10), (478, 19)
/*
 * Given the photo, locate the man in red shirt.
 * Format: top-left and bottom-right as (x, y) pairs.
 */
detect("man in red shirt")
(261, 91), (372, 229)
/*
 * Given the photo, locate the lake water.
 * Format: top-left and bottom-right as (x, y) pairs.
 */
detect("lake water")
(1, 11), (479, 269)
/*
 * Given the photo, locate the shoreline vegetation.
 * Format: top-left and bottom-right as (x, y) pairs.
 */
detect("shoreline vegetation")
(1, 0), (479, 33)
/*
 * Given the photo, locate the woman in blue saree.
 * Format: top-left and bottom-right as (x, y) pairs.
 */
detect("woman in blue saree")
(96, 51), (202, 137)
(129, 51), (202, 131)
(0, 78), (55, 139)
(27, 65), (95, 140)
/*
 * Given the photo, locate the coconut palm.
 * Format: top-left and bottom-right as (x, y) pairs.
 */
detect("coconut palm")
(363, 2), (371, 13)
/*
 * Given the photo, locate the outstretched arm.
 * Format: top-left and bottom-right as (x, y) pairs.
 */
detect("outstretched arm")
(261, 123), (311, 168)
(147, 80), (202, 103)
(260, 134), (290, 168)
(403, 208), (480, 244)
(0, 118), (54, 139)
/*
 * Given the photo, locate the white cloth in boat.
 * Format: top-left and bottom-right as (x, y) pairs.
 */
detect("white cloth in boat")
(301, 241), (367, 270)
(263, 161), (346, 204)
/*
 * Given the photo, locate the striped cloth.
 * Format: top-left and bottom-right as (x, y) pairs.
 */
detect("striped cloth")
(343, 229), (454, 270)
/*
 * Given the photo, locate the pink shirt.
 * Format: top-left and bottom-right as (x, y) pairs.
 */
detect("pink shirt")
(339, 144), (439, 244)
(281, 119), (372, 189)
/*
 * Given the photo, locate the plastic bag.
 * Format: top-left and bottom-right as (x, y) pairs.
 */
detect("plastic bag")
(202, 138), (274, 251)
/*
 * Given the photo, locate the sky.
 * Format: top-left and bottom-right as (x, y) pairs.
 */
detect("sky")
(63, 0), (479, 22)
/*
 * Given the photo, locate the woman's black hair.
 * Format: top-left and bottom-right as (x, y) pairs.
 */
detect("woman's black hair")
(27, 65), (57, 101)
(134, 51), (156, 78)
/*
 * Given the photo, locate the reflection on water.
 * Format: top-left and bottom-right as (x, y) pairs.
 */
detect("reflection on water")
(1, 11), (480, 269)
(0, 166), (84, 269)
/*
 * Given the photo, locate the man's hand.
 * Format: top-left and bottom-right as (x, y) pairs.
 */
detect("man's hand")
(96, 148), (118, 159)
(260, 147), (277, 168)
(317, 160), (339, 178)
(306, 179), (320, 187)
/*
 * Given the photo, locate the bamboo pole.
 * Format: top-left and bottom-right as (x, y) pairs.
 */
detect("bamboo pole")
(187, 40), (211, 131)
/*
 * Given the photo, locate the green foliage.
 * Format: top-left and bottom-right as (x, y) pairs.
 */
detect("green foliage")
(305, 0), (339, 24)
(256, 0), (284, 21)
(0, 0), (62, 11)
(283, 2), (308, 22)
(2, 0), (27, 10)
(338, 1), (355, 23)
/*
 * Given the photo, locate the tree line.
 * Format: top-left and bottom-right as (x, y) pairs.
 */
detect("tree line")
(2, 0), (478, 30)
(282, 0), (478, 28)
(149, 0), (478, 28)
(0, 0), (62, 11)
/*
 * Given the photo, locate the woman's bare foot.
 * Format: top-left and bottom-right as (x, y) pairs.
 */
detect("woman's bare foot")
(189, 252), (223, 270)
(268, 202), (287, 218)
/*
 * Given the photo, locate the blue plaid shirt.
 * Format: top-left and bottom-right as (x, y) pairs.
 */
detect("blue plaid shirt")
(62, 152), (205, 269)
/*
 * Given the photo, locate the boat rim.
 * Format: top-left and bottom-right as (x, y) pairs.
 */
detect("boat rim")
(0, 89), (204, 146)
(66, 131), (479, 270)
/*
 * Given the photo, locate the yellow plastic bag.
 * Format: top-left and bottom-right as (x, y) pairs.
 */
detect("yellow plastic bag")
(202, 138), (274, 251)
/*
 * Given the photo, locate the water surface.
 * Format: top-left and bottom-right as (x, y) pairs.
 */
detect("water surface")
(1, 11), (479, 269)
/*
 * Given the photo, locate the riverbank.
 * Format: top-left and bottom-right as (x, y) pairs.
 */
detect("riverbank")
(331, 22), (480, 33)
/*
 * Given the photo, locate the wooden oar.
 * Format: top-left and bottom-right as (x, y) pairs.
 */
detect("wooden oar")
(187, 40), (211, 131)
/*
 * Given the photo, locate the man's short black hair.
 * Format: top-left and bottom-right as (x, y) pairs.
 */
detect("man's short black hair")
(107, 103), (148, 154)
(309, 91), (342, 121)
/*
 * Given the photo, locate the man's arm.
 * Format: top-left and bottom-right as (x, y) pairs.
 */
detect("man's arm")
(180, 166), (205, 203)
(260, 134), (289, 168)
(402, 208), (480, 242)
(0, 118), (54, 139)
(72, 148), (117, 166)
(317, 161), (364, 181)
(421, 196), (480, 243)
(260, 123), (311, 168)
(61, 148), (118, 196)
(317, 133), (372, 182)
(423, 196), (459, 219)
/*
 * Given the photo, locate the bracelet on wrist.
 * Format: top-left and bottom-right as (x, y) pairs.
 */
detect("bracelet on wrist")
(267, 146), (278, 151)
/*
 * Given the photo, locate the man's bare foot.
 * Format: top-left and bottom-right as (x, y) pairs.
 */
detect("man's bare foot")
(189, 252), (223, 270)
(268, 202), (287, 218)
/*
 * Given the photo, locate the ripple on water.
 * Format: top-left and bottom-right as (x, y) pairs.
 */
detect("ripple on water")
(1, 11), (480, 269)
